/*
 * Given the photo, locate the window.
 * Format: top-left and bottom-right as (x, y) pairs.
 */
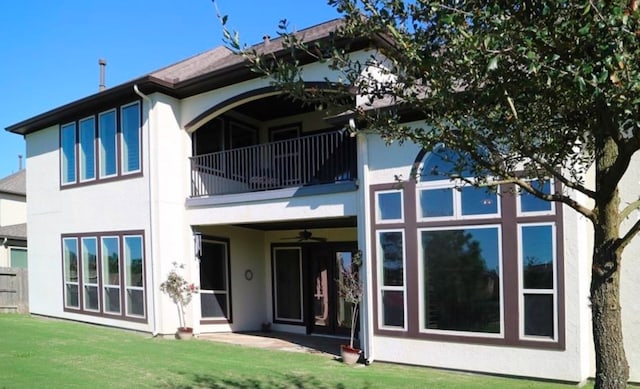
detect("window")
(62, 238), (79, 308)
(376, 190), (404, 223)
(9, 248), (27, 269)
(62, 231), (145, 322)
(61, 123), (77, 184)
(200, 238), (232, 322)
(518, 179), (554, 215)
(121, 102), (141, 174)
(273, 247), (303, 322)
(370, 147), (563, 348)
(82, 237), (99, 311)
(79, 117), (96, 181)
(102, 237), (120, 314)
(60, 101), (141, 187)
(519, 224), (556, 339)
(99, 110), (117, 178)
(421, 227), (502, 335)
(378, 230), (406, 329)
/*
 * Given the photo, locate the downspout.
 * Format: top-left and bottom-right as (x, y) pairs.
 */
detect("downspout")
(356, 127), (375, 364)
(1, 237), (7, 248)
(134, 84), (159, 337)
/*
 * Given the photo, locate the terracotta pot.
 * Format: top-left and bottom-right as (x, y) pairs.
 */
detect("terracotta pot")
(340, 345), (361, 365)
(176, 327), (193, 340)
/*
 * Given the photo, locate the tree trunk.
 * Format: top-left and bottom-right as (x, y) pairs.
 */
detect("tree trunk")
(591, 142), (629, 388)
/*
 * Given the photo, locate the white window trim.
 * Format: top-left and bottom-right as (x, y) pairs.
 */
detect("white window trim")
(516, 179), (556, 217)
(120, 101), (142, 175)
(375, 189), (405, 224)
(123, 235), (145, 319)
(273, 247), (304, 323)
(98, 109), (118, 179)
(517, 222), (558, 342)
(101, 236), (121, 315)
(81, 237), (100, 312)
(417, 225), (504, 338)
(377, 229), (407, 331)
(416, 180), (501, 222)
(62, 238), (79, 309)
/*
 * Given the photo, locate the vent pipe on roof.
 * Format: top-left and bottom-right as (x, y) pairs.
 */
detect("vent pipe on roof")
(99, 58), (107, 91)
(18, 155), (23, 171)
(263, 35), (270, 44)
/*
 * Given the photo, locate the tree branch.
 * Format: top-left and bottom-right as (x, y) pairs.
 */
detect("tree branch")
(614, 217), (640, 253)
(620, 199), (640, 221)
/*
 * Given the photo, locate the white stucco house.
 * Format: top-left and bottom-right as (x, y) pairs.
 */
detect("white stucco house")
(5, 18), (639, 384)
(0, 169), (27, 268)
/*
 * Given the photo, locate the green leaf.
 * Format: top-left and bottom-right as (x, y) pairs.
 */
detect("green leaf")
(578, 24), (591, 35)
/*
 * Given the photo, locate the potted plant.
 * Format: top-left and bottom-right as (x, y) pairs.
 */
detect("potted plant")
(159, 262), (199, 339)
(337, 250), (363, 364)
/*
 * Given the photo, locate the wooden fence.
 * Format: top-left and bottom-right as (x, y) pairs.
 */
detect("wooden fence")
(0, 267), (28, 313)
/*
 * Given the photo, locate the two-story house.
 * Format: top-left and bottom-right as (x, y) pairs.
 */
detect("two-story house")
(0, 169), (27, 268)
(5, 19), (640, 384)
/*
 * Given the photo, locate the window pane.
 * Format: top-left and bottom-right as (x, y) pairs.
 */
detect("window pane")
(201, 292), (228, 318)
(104, 286), (121, 314)
(380, 231), (403, 287)
(9, 248), (27, 269)
(377, 191), (402, 221)
(61, 123), (76, 184)
(524, 294), (554, 337)
(199, 241), (227, 291)
(99, 111), (117, 177)
(84, 286), (99, 311)
(79, 117), (96, 181)
(522, 225), (554, 289)
(127, 289), (144, 316)
(66, 284), (79, 308)
(422, 228), (501, 333)
(382, 290), (404, 327)
(521, 180), (552, 213)
(63, 239), (78, 283)
(102, 237), (120, 286)
(461, 186), (498, 216)
(121, 103), (140, 173)
(419, 188), (453, 218)
(124, 236), (143, 287)
(274, 249), (302, 320)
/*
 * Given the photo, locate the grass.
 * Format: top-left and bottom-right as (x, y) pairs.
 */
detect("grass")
(0, 314), (594, 389)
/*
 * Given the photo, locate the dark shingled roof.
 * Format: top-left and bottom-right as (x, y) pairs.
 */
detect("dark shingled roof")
(0, 223), (27, 240)
(0, 170), (26, 196)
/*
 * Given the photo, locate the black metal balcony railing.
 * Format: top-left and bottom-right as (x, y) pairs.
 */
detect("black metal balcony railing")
(190, 130), (357, 197)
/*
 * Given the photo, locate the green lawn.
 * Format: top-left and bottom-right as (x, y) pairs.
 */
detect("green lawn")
(0, 315), (590, 389)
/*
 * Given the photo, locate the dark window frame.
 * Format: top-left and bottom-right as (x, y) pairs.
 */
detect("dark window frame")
(61, 230), (147, 323)
(370, 179), (565, 350)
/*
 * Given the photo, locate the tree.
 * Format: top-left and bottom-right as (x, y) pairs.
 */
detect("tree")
(220, 1), (640, 387)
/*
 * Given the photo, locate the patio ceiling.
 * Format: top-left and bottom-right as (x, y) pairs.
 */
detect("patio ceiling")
(234, 216), (356, 231)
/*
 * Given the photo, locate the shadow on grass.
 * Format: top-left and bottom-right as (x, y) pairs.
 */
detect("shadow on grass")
(168, 373), (370, 389)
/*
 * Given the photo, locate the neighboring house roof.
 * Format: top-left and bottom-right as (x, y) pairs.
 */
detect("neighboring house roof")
(0, 170), (26, 197)
(0, 223), (27, 241)
(5, 18), (386, 136)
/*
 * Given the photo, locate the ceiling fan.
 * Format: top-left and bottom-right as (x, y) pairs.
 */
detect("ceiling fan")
(282, 229), (327, 242)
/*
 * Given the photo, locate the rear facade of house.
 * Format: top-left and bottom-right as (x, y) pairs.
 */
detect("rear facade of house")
(6, 19), (640, 384)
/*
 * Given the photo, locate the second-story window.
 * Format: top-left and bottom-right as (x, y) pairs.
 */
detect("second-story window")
(60, 101), (141, 187)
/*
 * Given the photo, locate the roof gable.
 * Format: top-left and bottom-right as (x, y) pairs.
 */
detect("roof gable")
(0, 170), (26, 196)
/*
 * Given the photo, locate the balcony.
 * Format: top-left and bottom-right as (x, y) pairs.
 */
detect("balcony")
(190, 130), (357, 197)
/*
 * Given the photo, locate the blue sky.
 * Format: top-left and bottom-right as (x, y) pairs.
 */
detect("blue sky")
(0, 0), (340, 178)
